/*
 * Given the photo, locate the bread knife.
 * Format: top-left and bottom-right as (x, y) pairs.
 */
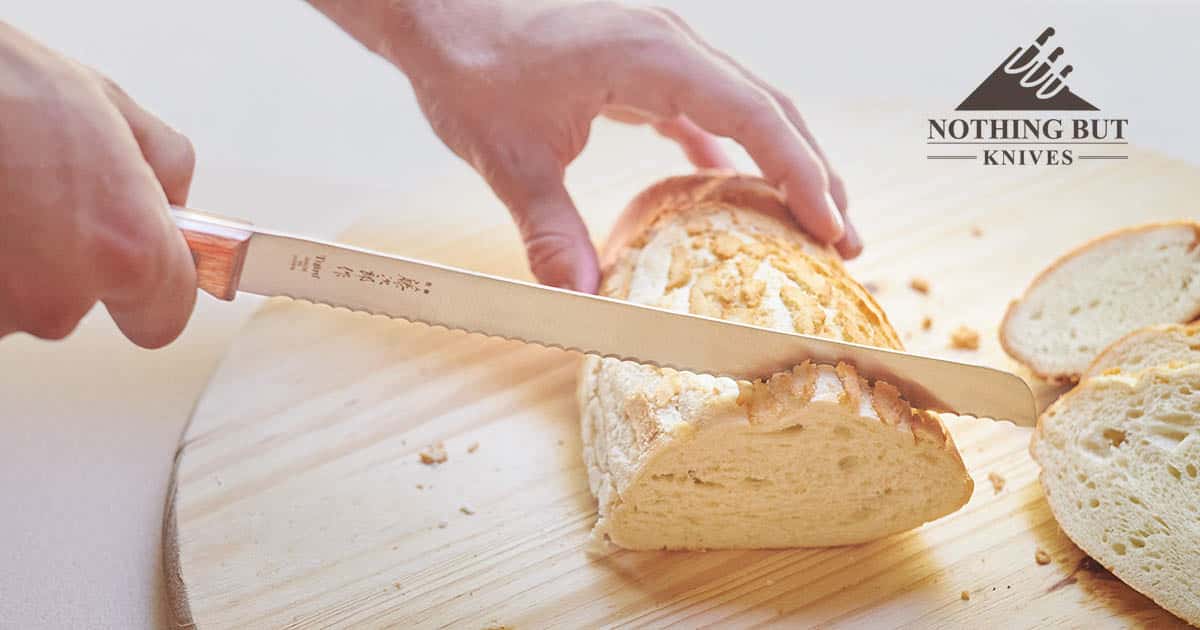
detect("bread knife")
(173, 207), (1037, 427)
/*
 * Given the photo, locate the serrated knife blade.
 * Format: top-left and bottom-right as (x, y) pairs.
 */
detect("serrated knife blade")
(173, 208), (1037, 427)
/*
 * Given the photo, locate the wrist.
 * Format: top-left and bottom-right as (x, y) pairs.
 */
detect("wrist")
(308, 0), (488, 76)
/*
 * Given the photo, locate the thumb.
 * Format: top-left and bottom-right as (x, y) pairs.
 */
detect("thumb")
(475, 145), (600, 293)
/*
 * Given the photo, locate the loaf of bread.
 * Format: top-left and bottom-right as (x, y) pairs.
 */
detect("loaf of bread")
(1085, 322), (1200, 380)
(1032, 362), (1200, 625)
(578, 174), (972, 550)
(1001, 222), (1200, 382)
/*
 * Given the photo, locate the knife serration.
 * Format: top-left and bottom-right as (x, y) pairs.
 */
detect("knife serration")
(232, 227), (1037, 427)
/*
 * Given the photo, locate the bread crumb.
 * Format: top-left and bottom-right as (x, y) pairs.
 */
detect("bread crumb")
(950, 325), (981, 350)
(418, 442), (447, 465)
(712, 233), (742, 259)
(741, 279), (767, 307)
(909, 277), (931, 294)
(1035, 548), (1052, 565)
(666, 244), (692, 291)
(735, 255), (760, 279)
(467, 441), (479, 454)
(460, 505), (475, 515)
(684, 218), (710, 236)
(744, 236), (767, 260)
(437, 520), (448, 529)
(960, 590), (970, 601)
(921, 316), (933, 331)
(987, 471), (1005, 494)
(970, 225), (983, 237)
(393, 581), (402, 590)
(483, 625), (514, 630)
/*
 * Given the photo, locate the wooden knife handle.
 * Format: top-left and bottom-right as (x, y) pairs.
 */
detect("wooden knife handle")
(170, 206), (253, 301)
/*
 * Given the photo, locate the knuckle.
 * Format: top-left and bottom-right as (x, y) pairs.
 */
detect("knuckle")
(805, 159), (832, 189)
(524, 230), (580, 288)
(92, 70), (127, 99)
(1, 266), (94, 340)
(775, 91), (807, 124)
(743, 88), (779, 121)
(525, 230), (576, 265)
(622, 5), (688, 52)
(827, 169), (845, 190)
(151, 130), (196, 196)
(160, 130), (196, 176)
(133, 121), (195, 197)
(18, 295), (92, 340)
(477, 144), (562, 209)
(646, 6), (682, 26)
(828, 171), (849, 207)
(628, 4), (668, 26)
(726, 91), (776, 140)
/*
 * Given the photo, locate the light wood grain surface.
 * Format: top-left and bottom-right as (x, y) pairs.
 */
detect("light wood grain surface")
(165, 113), (1198, 628)
(4, 5), (1199, 628)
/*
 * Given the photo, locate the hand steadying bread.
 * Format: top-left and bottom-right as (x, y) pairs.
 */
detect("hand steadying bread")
(1, 1), (856, 345)
(579, 174), (972, 550)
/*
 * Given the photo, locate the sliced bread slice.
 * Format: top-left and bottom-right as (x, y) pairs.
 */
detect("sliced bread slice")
(1085, 323), (1200, 380)
(1000, 221), (1200, 382)
(579, 174), (972, 550)
(1032, 365), (1200, 625)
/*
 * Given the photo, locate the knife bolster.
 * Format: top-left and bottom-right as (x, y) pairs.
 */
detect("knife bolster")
(172, 209), (252, 301)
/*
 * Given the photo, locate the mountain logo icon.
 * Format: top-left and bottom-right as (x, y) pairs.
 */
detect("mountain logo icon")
(957, 27), (1097, 111)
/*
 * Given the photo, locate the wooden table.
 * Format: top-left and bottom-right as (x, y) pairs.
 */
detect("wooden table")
(165, 112), (1197, 628)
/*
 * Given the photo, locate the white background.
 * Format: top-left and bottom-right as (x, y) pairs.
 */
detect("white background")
(6, 1), (1199, 183)
(1, 1), (1197, 627)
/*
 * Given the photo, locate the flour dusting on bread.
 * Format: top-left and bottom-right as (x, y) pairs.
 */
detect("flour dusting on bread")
(579, 174), (972, 550)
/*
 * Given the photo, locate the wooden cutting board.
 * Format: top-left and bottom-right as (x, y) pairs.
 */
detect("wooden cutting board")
(164, 114), (1199, 628)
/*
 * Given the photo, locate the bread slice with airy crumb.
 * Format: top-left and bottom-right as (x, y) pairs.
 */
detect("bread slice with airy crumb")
(578, 173), (972, 550)
(1032, 365), (1200, 625)
(1000, 222), (1200, 382)
(1085, 323), (1200, 380)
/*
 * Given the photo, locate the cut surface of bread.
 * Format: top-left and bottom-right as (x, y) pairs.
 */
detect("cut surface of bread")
(579, 173), (972, 550)
(1085, 323), (1200, 380)
(1001, 222), (1200, 382)
(1032, 365), (1200, 625)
